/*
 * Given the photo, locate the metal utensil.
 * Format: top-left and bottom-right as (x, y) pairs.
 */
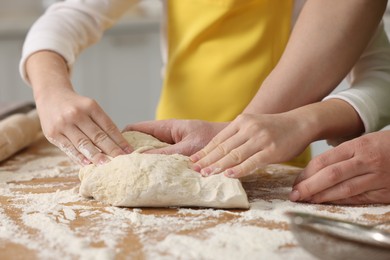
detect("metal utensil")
(285, 211), (390, 260)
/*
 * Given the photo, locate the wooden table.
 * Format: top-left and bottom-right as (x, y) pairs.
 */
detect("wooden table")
(1, 137), (389, 259)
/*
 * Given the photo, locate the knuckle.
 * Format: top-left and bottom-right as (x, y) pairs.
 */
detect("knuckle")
(339, 182), (355, 197)
(209, 137), (222, 148)
(352, 157), (364, 169)
(247, 122), (263, 134)
(327, 166), (343, 183)
(103, 124), (119, 136)
(265, 142), (277, 155)
(236, 113), (251, 122)
(91, 131), (109, 146)
(236, 114), (259, 128)
(299, 181), (313, 197)
(54, 108), (83, 126)
(77, 138), (91, 150)
(310, 155), (328, 171)
(367, 150), (385, 170)
(245, 157), (259, 175)
(83, 98), (98, 110)
(354, 136), (370, 150)
(227, 149), (243, 164)
(215, 144), (229, 156)
(195, 150), (207, 159)
(63, 107), (82, 121)
(44, 128), (59, 140)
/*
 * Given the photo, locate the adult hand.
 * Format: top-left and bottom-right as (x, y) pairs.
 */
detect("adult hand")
(26, 51), (132, 165)
(190, 113), (311, 178)
(36, 87), (132, 165)
(290, 131), (390, 205)
(124, 119), (228, 156)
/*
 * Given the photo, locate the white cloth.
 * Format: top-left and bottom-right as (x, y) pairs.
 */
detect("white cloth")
(19, 0), (390, 140)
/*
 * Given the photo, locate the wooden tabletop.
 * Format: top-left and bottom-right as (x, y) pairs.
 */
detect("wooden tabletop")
(1, 137), (389, 259)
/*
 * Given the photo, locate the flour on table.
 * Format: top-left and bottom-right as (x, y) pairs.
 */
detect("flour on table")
(79, 131), (249, 209)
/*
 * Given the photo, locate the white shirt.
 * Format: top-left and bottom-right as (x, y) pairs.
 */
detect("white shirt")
(325, 21), (390, 137)
(20, 0), (390, 141)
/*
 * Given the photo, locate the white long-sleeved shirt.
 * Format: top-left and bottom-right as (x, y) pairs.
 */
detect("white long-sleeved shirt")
(20, 0), (390, 140)
(325, 21), (390, 135)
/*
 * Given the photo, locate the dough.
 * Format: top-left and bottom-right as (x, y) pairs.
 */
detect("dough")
(0, 110), (41, 162)
(79, 131), (249, 209)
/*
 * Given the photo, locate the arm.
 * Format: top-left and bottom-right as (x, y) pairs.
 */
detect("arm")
(20, 0), (138, 79)
(290, 22), (390, 205)
(191, 0), (390, 177)
(21, 0), (138, 165)
(244, 0), (387, 114)
(324, 21), (390, 144)
(190, 99), (363, 177)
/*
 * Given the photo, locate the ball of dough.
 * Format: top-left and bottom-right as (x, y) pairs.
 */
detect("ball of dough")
(79, 131), (249, 209)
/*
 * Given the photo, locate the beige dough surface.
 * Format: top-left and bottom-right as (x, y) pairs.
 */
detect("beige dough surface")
(0, 110), (41, 162)
(79, 131), (249, 209)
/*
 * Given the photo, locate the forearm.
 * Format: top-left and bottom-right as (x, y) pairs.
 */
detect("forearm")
(26, 51), (74, 102)
(287, 99), (364, 145)
(325, 22), (390, 134)
(20, 0), (137, 84)
(245, 0), (387, 114)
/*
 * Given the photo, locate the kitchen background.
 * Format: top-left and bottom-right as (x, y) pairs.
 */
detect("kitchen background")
(0, 0), (389, 157)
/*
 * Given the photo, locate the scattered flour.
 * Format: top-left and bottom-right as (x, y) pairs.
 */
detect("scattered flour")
(1, 140), (390, 259)
(146, 224), (307, 260)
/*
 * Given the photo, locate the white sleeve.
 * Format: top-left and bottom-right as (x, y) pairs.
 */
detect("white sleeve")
(324, 21), (390, 144)
(19, 0), (139, 84)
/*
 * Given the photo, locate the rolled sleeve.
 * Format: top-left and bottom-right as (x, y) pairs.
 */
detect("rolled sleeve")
(324, 21), (390, 145)
(19, 0), (138, 85)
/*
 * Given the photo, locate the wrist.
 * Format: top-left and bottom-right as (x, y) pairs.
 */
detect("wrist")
(26, 51), (73, 102)
(289, 99), (364, 143)
(283, 107), (320, 146)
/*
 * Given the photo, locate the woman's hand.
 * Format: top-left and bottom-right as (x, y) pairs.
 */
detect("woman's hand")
(36, 87), (132, 165)
(124, 119), (228, 156)
(291, 131), (390, 205)
(26, 51), (131, 165)
(190, 113), (311, 178)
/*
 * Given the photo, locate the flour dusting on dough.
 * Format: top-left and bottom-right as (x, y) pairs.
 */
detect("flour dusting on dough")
(79, 131), (249, 209)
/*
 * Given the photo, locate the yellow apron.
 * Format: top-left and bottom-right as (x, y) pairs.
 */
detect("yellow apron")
(157, 0), (309, 167)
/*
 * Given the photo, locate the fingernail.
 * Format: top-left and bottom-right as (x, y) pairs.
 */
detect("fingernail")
(98, 157), (110, 165)
(224, 169), (235, 178)
(192, 164), (201, 172)
(124, 147), (133, 154)
(289, 189), (300, 202)
(200, 168), (212, 176)
(190, 154), (199, 162)
(82, 158), (91, 166)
